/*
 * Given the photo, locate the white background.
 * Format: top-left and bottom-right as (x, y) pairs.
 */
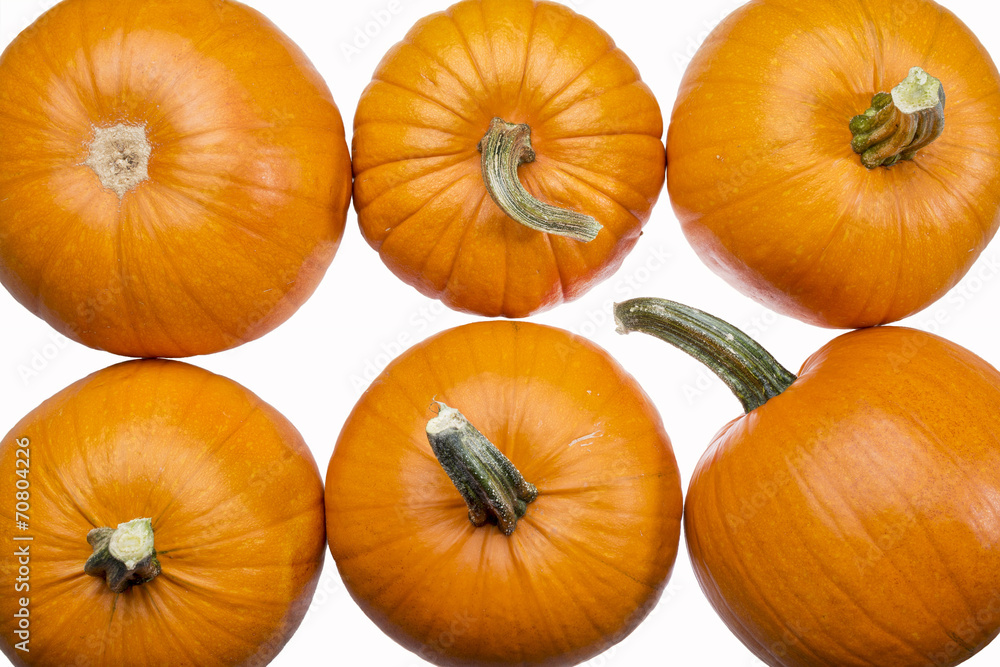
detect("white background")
(2, 0), (1000, 665)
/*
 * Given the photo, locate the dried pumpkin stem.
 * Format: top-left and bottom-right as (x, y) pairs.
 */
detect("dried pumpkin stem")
(478, 117), (602, 242)
(614, 298), (796, 413)
(426, 402), (537, 536)
(84, 518), (161, 594)
(84, 123), (151, 199)
(850, 67), (945, 169)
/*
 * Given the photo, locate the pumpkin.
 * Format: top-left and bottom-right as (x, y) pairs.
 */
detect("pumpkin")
(0, 0), (352, 358)
(666, 0), (1000, 328)
(325, 321), (682, 665)
(615, 297), (1000, 666)
(0, 360), (326, 666)
(352, 0), (666, 318)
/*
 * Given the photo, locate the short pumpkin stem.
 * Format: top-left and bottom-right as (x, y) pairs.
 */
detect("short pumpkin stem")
(477, 117), (602, 242)
(84, 518), (161, 594)
(84, 123), (151, 199)
(614, 298), (796, 413)
(426, 402), (537, 535)
(850, 67), (945, 169)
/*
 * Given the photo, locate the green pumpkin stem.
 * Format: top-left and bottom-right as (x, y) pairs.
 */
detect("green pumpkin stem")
(426, 402), (537, 535)
(478, 117), (602, 242)
(614, 298), (796, 413)
(84, 518), (161, 593)
(850, 67), (945, 169)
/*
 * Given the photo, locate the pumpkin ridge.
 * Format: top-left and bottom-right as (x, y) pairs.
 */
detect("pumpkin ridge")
(375, 175), (481, 277)
(537, 62), (636, 125)
(537, 43), (619, 120)
(411, 190), (482, 293)
(370, 77), (479, 128)
(780, 444), (938, 661)
(442, 190), (493, 308)
(543, 130), (662, 142)
(543, 157), (645, 219)
(146, 180), (307, 258)
(155, 493), (317, 555)
(704, 464), (845, 666)
(442, 10), (494, 101)
(861, 438), (981, 629)
(513, 0), (538, 113)
(144, 214), (238, 338)
(150, 404), (263, 528)
(910, 157), (994, 239)
(528, 516), (657, 591)
(395, 37), (488, 115)
(156, 158), (335, 212)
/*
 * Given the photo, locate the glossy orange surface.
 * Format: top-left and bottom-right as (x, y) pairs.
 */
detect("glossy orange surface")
(686, 327), (1000, 666)
(352, 0), (666, 318)
(0, 0), (352, 357)
(0, 360), (326, 666)
(667, 0), (1000, 328)
(326, 321), (682, 665)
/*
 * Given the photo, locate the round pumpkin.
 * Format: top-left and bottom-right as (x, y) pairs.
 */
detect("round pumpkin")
(0, 360), (326, 666)
(326, 321), (682, 665)
(616, 298), (1000, 666)
(352, 0), (666, 318)
(667, 0), (1000, 328)
(0, 0), (352, 357)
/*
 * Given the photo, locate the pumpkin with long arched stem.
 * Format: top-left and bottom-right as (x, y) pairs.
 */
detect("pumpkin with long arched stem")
(615, 297), (1000, 667)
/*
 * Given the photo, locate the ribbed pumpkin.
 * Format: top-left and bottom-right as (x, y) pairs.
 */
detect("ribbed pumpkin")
(326, 321), (682, 665)
(667, 0), (1000, 328)
(616, 298), (1000, 667)
(352, 0), (666, 318)
(0, 0), (352, 357)
(0, 360), (326, 666)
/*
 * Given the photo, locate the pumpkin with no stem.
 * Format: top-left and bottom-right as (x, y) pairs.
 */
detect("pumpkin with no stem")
(615, 298), (1000, 666)
(326, 321), (682, 665)
(667, 0), (1000, 328)
(352, 0), (666, 318)
(0, 0), (352, 357)
(0, 360), (326, 666)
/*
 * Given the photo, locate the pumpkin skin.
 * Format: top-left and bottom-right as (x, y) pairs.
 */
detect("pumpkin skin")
(326, 321), (682, 665)
(0, 0), (352, 357)
(685, 326), (1000, 666)
(352, 0), (666, 318)
(667, 0), (1000, 328)
(0, 360), (326, 666)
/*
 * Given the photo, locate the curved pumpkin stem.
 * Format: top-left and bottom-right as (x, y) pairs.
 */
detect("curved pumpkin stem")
(478, 117), (602, 242)
(426, 402), (537, 535)
(84, 518), (161, 593)
(850, 67), (945, 169)
(614, 298), (796, 413)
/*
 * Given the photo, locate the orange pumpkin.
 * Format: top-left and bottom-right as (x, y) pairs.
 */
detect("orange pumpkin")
(667, 0), (1000, 328)
(0, 0), (352, 357)
(326, 321), (682, 665)
(0, 360), (326, 666)
(615, 297), (1000, 666)
(352, 0), (666, 318)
